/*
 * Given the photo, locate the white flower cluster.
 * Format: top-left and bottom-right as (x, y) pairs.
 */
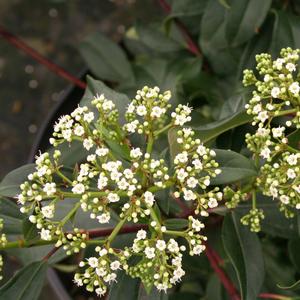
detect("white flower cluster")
(124, 86), (171, 135)
(259, 152), (300, 217)
(16, 86), (224, 294)
(172, 128), (222, 216)
(74, 247), (121, 297)
(237, 48), (300, 231)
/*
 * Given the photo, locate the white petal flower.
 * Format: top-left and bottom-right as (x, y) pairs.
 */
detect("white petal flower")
(144, 247), (156, 259)
(107, 193), (120, 203)
(72, 183), (85, 194)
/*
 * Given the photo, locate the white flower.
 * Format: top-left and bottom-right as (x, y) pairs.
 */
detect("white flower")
(136, 229), (147, 240)
(43, 182), (56, 196)
(97, 213), (110, 224)
(256, 128), (269, 137)
(143, 191), (155, 207)
(293, 185), (300, 194)
(289, 82), (300, 96)
(272, 127), (285, 138)
(257, 111), (268, 123)
(167, 239), (179, 253)
(88, 257), (99, 268)
(97, 174), (108, 189)
(172, 256), (182, 267)
(125, 120), (139, 133)
(96, 267), (107, 277)
(175, 151), (188, 164)
(107, 193), (120, 203)
(287, 169), (296, 179)
(95, 287), (106, 296)
(197, 145), (206, 156)
(130, 147), (142, 159)
(127, 103), (135, 114)
(287, 154), (299, 166)
(271, 87), (280, 98)
(83, 112), (94, 123)
(151, 106), (165, 118)
(187, 177), (198, 188)
(123, 169), (134, 179)
(41, 205), (55, 219)
(102, 100), (114, 111)
(192, 159), (203, 170)
(136, 105), (147, 116)
(104, 273), (117, 283)
(40, 228), (52, 241)
(177, 168), (188, 182)
(203, 178), (210, 186)
(208, 197), (218, 208)
(117, 178), (129, 190)
(72, 183), (85, 194)
(280, 195), (289, 204)
(83, 138), (93, 150)
(173, 268), (185, 281)
(74, 125), (84, 136)
(110, 261), (121, 271)
(96, 147), (109, 157)
(286, 63), (296, 72)
(274, 58), (284, 70)
(253, 104), (262, 114)
(183, 189), (196, 201)
(144, 247), (156, 259)
(192, 218), (204, 232)
(156, 240), (166, 251)
(192, 244), (205, 255)
(260, 147), (271, 159)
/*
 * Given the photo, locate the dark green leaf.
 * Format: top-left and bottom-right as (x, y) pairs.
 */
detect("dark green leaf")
(222, 212), (265, 300)
(289, 239), (300, 272)
(0, 164), (35, 197)
(138, 285), (168, 300)
(271, 10), (293, 55)
(193, 110), (252, 143)
(135, 23), (183, 53)
(169, 0), (207, 18)
(79, 32), (135, 85)
(225, 0), (271, 46)
(0, 261), (47, 300)
(22, 218), (39, 242)
(212, 149), (257, 185)
(108, 271), (140, 300)
(0, 197), (22, 234)
(164, 218), (188, 230)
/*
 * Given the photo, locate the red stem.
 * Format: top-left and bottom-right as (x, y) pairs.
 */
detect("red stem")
(43, 245), (61, 261)
(205, 243), (241, 300)
(157, 0), (202, 57)
(0, 26), (86, 89)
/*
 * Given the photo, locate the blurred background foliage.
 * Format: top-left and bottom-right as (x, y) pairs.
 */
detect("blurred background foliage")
(1, 0), (300, 299)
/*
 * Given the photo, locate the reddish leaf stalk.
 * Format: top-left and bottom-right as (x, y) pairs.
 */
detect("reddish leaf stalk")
(205, 243), (241, 300)
(157, 0), (202, 57)
(0, 26), (86, 89)
(43, 245), (61, 261)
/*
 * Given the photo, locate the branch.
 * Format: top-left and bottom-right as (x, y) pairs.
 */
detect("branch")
(157, 0), (202, 57)
(205, 243), (241, 300)
(0, 26), (86, 89)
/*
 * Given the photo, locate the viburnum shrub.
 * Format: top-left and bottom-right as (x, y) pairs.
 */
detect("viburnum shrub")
(0, 48), (299, 299)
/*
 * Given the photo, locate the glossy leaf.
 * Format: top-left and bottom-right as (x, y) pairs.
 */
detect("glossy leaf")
(169, 0), (207, 18)
(211, 149), (257, 185)
(222, 212), (265, 300)
(108, 271), (140, 300)
(0, 197), (22, 234)
(0, 261), (47, 300)
(225, 0), (271, 46)
(164, 218), (188, 230)
(135, 23), (183, 53)
(79, 32), (135, 85)
(289, 239), (300, 272)
(194, 109), (252, 143)
(0, 164), (35, 197)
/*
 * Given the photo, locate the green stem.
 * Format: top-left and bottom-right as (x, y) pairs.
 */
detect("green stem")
(275, 108), (297, 117)
(56, 169), (73, 185)
(252, 190), (257, 210)
(61, 201), (81, 226)
(154, 123), (173, 137)
(164, 230), (186, 237)
(106, 217), (127, 245)
(149, 207), (161, 230)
